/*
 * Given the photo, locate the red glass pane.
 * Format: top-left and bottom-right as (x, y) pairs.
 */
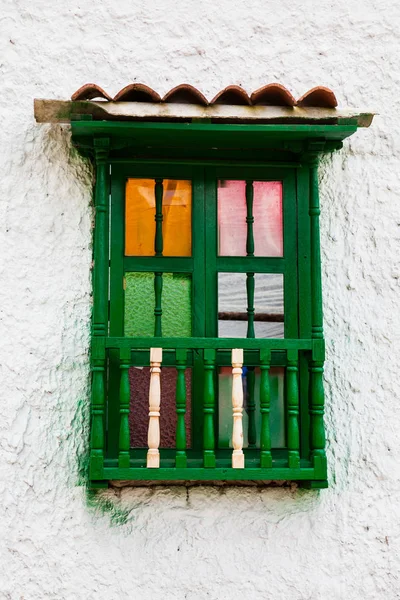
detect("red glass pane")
(129, 367), (192, 448)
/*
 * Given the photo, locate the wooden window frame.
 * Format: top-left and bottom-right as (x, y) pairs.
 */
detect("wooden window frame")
(71, 120), (359, 489)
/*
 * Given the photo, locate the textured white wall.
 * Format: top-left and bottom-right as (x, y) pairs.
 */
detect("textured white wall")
(1, 1), (400, 598)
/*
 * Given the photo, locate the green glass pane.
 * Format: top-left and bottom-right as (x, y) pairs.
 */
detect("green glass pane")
(162, 273), (192, 337)
(125, 272), (155, 337)
(125, 272), (191, 337)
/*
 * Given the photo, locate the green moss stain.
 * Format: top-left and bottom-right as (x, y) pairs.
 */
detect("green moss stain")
(85, 489), (135, 527)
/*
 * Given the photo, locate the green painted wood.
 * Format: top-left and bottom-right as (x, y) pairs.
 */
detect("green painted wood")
(90, 338), (106, 479)
(296, 166), (312, 459)
(191, 168), (207, 451)
(204, 169), (218, 338)
(107, 166), (126, 458)
(203, 348), (216, 467)
(282, 171), (299, 340)
(309, 165), (323, 341)
(246, 273), (255, 338)
(124, 256), (193, 273)
(94, 155), (335, 485)
(154, 178), (164, 257)
(260, 349), (272, 468)
(309, 360), (326, 474)
(72, 121), (359, 150)
(118, 347), (131, 468)
(105, 336), (313, 350)
(92, 138), (110, 337)
(216, 256), (285, 273)
(245, 180), (255, 256)
(246, 367), (256, 448)
(286, 349), (300, 468)
(154, 272), (163, 337)
(308, 162), (327, 476)
(90, 139), (109, 477)
(175, 349), (188, 468)
(111, 158), (301, 167)
(244, 181), (256, 447)
(102, 466), (317, 481)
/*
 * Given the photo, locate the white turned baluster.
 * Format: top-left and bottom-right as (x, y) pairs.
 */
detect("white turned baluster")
(231, 348), (244, 469)
(147, 347), (162, 468)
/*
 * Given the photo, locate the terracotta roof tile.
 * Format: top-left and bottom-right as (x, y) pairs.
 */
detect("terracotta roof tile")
(297, 86), (337, 108)
(70, 83), (339, 107)
(210, 85), (251, 105)
(162, 84), (208, 105)
(251, 83), (296, 107)
(113, 84), (161, 103)
(71, 83), (112, 102)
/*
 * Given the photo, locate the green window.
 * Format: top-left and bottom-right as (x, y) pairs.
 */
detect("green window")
(108, 165), (300, 460)
(69, 119), (368, 489)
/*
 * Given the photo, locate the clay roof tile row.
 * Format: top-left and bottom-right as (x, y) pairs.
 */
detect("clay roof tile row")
(71, 83), (338, 108)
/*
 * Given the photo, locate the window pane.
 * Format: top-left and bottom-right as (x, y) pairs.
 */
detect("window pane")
(125, 272), (192, 337)
(218, 366), (285, 448)
(218, 272), (284, 338)
(125, 178), (192, 256)
(129, 367), (192, 448)
(218, 180), (283, 257)
(254, 273), (284, 339)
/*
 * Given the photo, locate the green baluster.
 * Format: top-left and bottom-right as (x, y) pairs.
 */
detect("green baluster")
(309, 354), (326, 475)
(154, 178), (163, 257)
(175, 349), (188, 468)
(90, 139), (109, 481)
(245, 180), (255, 256)
(153, 178), (164, 338)
(245, 180), (256, 445)
(246, 367), (256, 448)
(287, 349), (300, 469)
(203, 348), (216, 468)
(93, 138), (109, 337)
(246, 271), (256, 446)
(246, 272), (255, 339)
(154, 272), (163, 337)
(260, 349), (272, 468)
(308, 159), (327, 479)
(90, 338), (106, 479)
(118, 347), (131, 468)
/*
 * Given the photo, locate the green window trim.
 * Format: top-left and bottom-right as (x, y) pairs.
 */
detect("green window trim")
(71, 120), (364, 490)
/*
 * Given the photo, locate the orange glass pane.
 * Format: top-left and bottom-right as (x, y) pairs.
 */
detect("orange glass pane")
(125, 178), (192, 256)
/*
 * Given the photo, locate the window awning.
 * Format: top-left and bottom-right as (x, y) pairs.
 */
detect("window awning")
(34, 82), (374, 128)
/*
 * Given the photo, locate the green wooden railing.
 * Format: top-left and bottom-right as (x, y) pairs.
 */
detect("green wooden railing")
(89, 336), (327, 489)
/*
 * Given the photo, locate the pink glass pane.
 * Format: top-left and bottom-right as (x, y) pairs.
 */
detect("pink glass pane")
(218, 180), (247, 256)
(218, 180), (283, 257)
(253, 181), (283, 256)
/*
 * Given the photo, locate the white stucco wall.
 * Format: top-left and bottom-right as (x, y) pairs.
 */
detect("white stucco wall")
(1, 1), (400, 598)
